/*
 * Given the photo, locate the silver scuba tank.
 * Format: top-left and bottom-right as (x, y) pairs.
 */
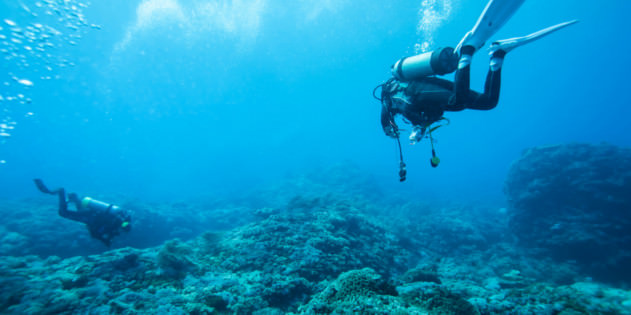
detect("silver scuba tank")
(81, 197), (131, 230)
(391, 47), (458, 81)
(81, 197), (120, 212)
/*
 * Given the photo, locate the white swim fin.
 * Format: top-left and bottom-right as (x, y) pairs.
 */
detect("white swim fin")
(455, 0), (526, 54)
(488, 20), (579, 55)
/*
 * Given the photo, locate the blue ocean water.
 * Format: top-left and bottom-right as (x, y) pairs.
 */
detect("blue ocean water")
(1, 0), (630, 204)
(3, 1), (631, 313)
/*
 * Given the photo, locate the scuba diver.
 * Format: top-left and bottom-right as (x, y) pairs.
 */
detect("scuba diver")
(376, 0), (577, 181)
(34, 179), (132, 247)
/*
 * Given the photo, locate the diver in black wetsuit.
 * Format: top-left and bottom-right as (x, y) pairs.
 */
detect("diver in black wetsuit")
(380, 45), (504, 142)
(378, 44), (506, 180)
(377, 12), (577, 181)
(34, 179), (132, 247)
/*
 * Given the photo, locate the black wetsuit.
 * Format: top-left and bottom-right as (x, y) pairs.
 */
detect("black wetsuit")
(34, 179), (131, 247)
(381, 49), (503, 132)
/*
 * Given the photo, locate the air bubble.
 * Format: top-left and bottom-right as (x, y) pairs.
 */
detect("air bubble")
(2, 0), (96, 142)
(17, 79), (34, 86)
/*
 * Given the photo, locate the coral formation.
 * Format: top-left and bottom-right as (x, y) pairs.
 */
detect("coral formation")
(1, 158), (630, 313)
(505, 143), (631, 283)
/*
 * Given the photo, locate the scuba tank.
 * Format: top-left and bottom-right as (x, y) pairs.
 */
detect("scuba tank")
(391, 47), (458, 81)
(81, 197), (119, 212)
(81, 197), (131, 230)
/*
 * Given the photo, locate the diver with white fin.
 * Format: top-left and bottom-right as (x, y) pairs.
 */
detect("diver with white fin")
(376, 0), (578, 181)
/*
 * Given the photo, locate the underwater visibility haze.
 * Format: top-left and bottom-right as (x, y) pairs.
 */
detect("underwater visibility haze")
(0, 0), (627, 202)
(1, 0), (631, 314)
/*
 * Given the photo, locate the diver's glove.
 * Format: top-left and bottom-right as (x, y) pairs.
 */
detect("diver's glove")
(409, 126), (426, 144)
(384, 125), (399, 139)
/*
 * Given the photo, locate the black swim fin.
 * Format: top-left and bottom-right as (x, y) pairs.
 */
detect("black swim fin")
(34, 178), (54, 194)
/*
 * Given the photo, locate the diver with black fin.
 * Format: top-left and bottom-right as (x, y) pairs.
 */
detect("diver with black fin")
(34, 179), (132, 247)
(376, 0), (577, 181)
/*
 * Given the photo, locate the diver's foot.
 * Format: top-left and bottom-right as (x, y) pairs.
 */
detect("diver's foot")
(488, 20), (579, 57)
(489, 48), (506, 71)
(458, 45), (476, 70)
(489, 47), (507, 59)
(455, 31), (485, 56)
(460, 45), (476, 56)
(488, 38), (519, 56)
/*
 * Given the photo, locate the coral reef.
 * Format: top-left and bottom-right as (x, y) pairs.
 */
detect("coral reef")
(505, 143), (631, 283)
(1, 156), (630, 314)
(1, 193), (630, 314)
(210, 197), (414, 281)
(299, 268), (406, 314)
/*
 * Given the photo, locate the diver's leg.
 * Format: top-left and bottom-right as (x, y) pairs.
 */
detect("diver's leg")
(56, 188), (70, 217)
(448, 45), (476, 111)
(57, 189), (89, 223)
(68, 193), (83, 210)
(34, 179), (56, 194)
(467, 50), (505, 110)
(35, 179), (80, 220)
(485, 49), (505, 105)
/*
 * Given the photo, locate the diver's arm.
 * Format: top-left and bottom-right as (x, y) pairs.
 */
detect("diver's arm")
(381, 106), (390, 130)
(381, 107), (399, 138)
(88, 224), (112, 247)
